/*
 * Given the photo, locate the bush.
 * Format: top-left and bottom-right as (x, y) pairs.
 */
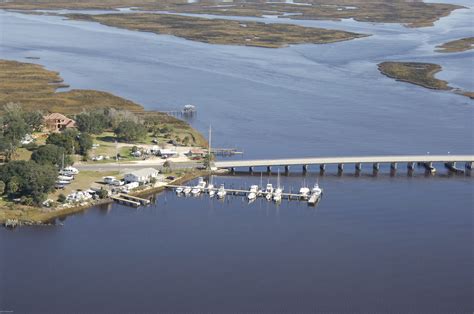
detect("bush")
(97, 188), (108, 199)
(58, 193), (67, 203)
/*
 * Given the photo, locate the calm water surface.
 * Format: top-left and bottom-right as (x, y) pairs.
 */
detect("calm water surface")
(0, 4), (473, 313)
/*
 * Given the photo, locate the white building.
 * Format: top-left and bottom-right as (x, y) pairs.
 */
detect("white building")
(124, 168), (161, 184)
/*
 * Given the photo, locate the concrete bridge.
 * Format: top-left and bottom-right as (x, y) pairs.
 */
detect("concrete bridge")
(214, 155), (474, 174)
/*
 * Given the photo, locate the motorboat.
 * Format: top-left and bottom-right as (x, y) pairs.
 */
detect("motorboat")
(265, 183), (273, 200)
(273, 170), (283, 202)
(191, 187), (201, 196)
(248, 185), (258, 200)
(183, 186), (192, 195)
(308, 183), (323, 205)
(175, 187), (184, 194)
(208, 183), (215, 197)
(217, 184), (226, 199)
(273, 187), (283, 202)
(299, 185), (310, 200)
(197, 177), (207, 191)
(58, 175), (74, 181)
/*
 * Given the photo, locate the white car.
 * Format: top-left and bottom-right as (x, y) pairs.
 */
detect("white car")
(92, 155), (104, 161)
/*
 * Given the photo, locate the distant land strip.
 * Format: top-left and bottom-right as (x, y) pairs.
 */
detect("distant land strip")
(378, 62), (473, 100)
(436, 37), (474, 53)
(63, 12), (367, 48)
(0, 0), (464, 28)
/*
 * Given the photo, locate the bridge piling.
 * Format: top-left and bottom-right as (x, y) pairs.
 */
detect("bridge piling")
(391, 162), (398, 170)
(466, 162), (472, 170)
(249, 166), (254, 173)
(302, 164), (308, 174)
(267, 166), (272, 173)
(337, 163), (344, 175)
(284, 165), (290, 175)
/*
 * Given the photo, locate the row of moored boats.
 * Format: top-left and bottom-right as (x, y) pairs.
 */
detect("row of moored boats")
(175, 177), (323, 205)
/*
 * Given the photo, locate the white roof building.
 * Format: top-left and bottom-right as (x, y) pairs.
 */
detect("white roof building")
(124, 168), (162, 183)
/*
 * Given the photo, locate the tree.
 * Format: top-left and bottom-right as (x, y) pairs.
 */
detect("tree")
(46, 132), (75, 154)
(23, 110), (44, 132)
(75, 111), (111, 134)
(31, 144), (71, 167)
(0, 180), (5, 195)
(114, 120), (147, 143)
(0, 103), (32, 160)
(76, 133), (93, 156)
(0, 160), (57, 204)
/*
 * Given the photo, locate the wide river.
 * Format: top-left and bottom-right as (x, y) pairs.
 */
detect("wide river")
(0, 1), (473, 312)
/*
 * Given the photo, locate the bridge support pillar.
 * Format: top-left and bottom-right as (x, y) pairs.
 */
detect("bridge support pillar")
(391, 162), (397, 170)
(337, 163), (344, 175)
(320, 164), (326, 171)
(423, 162), (436, 174)
(355, 163), (362, 171)
(302, 165), (308, 174)
(230, 167), (235, 174)
(267, 166), (272, 173)
(249, 166), (254, 173)
(466, 162), (472, 170)
(284, 165), (290, 175)
(407, 162), (415, 170)
(372, 163), (380, 171)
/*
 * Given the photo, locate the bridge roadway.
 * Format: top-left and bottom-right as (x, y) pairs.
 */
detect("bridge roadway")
(214, 155), (474, 170)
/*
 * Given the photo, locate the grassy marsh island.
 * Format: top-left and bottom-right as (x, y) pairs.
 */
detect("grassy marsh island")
(64, 12), (366, 48)
(378, 61), (473, 99)
(436, 37), (474, 53)
(0, 0), (463, 28)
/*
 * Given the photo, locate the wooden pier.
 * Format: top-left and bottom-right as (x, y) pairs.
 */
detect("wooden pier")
(211, 148), (243, 156)
(111, 194), (151, 207)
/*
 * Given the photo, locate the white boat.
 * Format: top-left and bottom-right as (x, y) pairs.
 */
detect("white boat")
(265, 183), (273, 200)
(197, 177), (207, 191)
(208, 184), (215, 197)
(247, 191), (257, 200)
(175, 187), (184, 194)
(299, 185), (310, 200)
(248, 185), (258, 200)
(273, 187), (283, 202)
(58, 175), (74, 181)
(216, 184), (226, 199)
(308, 183), (323, 205)
(183, 186), (192, 195)
(273, 170), (283, 202)
(191, 177), (206, 196)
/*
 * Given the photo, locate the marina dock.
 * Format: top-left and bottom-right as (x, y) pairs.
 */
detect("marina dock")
(166, 185), (316, 201)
